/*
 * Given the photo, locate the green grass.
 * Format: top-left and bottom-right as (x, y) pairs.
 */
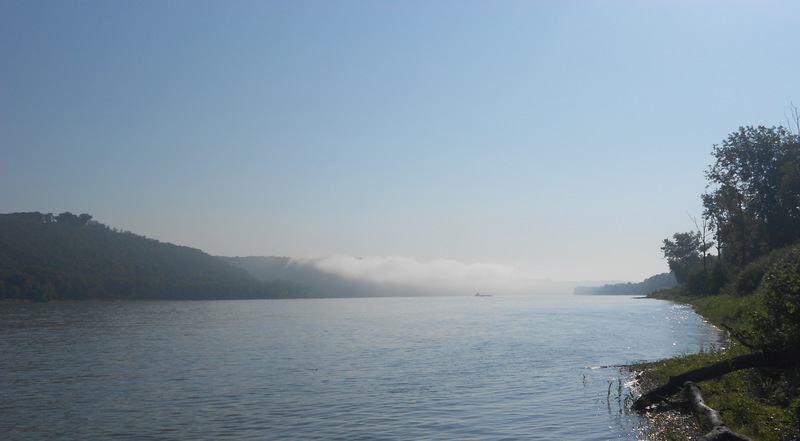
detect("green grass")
(690, 294), (757, 327)
(630, 293), (800, 440)
(649, 289), (755, 328)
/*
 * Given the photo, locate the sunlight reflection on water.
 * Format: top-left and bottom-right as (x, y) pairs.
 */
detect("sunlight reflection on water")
(0, 295), (724, 440)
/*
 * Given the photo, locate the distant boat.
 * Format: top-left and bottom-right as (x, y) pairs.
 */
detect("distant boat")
(474, 292), (492, 297)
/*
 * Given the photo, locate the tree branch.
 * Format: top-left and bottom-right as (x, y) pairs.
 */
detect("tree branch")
(632, 351), (783, 411)
(684, 382), (752, 441)
(719, 323), (758, 351)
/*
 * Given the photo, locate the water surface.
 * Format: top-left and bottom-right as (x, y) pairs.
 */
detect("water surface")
(0, 295), (723, 440)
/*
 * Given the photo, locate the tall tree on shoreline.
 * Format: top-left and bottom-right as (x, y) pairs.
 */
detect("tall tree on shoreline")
(661, 231), (701, 284)
(702, 126), (800, 268)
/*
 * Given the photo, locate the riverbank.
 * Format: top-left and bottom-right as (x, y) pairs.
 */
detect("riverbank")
(628, 292), (798, 440)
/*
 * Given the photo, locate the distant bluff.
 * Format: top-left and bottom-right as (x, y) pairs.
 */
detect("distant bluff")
(0, 212), (305, 301)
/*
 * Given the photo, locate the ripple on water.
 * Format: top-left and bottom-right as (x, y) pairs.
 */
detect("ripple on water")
(0, 296), (723, 440)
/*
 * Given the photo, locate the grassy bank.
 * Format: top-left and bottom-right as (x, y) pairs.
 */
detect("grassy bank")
(629, 291), (799, 440)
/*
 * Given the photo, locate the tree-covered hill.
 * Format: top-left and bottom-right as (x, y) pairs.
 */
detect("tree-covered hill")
(0, 212), (306, 301)
(573, 272), (677, 296)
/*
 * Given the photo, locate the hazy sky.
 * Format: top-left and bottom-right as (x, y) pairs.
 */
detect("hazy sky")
(2, 1), (798, 284)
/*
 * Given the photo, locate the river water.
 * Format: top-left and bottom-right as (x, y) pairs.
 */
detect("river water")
(0, 294), (724, 440)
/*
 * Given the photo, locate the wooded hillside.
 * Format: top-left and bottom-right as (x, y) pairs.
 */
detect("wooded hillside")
(0, 212), (306, 301)
(573, 272), (677, 296)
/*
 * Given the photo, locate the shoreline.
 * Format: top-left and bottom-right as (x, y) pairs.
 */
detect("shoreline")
(625, 292), (793, 441)
(626, 357), (702, 439)
(623, 295), (713, 439)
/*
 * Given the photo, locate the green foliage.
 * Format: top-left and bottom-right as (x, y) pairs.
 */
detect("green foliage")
(661, 231), (702, 283)
(704, 370), (797, 441)
(662, 125), (799, 296)
(747, 244), (800, 356)
(0, 212), (307, 301)
(574, 272), (677, 295)
(631, 344), (800, 441)
(683, 258), (728, 296)
(703, 126), (800, 268)
(646, 245), (800, 440)
(690, 293), (758, 327)
(647, 122), (800, 439)
(726, 244), (799, 297)
(734, 260), (772, 296)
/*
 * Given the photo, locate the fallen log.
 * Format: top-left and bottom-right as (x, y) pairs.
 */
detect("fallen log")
(684, 381), (752, 441)
(632, 351), (783, 411)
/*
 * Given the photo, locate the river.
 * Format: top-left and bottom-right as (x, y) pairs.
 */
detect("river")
(0, 294), (724, 440)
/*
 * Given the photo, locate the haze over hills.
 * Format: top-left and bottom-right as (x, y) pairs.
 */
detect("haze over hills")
(220, 256), (436, 297)
(222, 255), (615, 297)
(1, 211), (660, 300)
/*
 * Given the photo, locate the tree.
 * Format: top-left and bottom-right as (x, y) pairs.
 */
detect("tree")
(786, 101), (800, 136)
(661, 231), (701, 283)
(703, 126), (800, 268)
(690, 214), (715, 273)
(747, 245), (800, 358)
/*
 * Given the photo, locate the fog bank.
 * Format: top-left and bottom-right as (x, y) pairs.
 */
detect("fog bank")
(299, 255), (582, 296)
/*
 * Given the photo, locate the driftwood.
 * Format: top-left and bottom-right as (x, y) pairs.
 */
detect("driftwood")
(632, 351), (782, 411)
(684, 382), (752, 441)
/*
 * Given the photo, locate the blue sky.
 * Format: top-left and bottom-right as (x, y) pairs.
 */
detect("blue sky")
(2, 1), (798, 284)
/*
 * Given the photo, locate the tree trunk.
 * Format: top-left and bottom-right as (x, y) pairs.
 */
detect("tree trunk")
(632, 351), (782, 411)
(684, 382), (752, 441)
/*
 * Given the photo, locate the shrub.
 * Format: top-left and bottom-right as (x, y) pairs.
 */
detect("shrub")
(748, 244), (800, 356)
(684, 260), (730, 296)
